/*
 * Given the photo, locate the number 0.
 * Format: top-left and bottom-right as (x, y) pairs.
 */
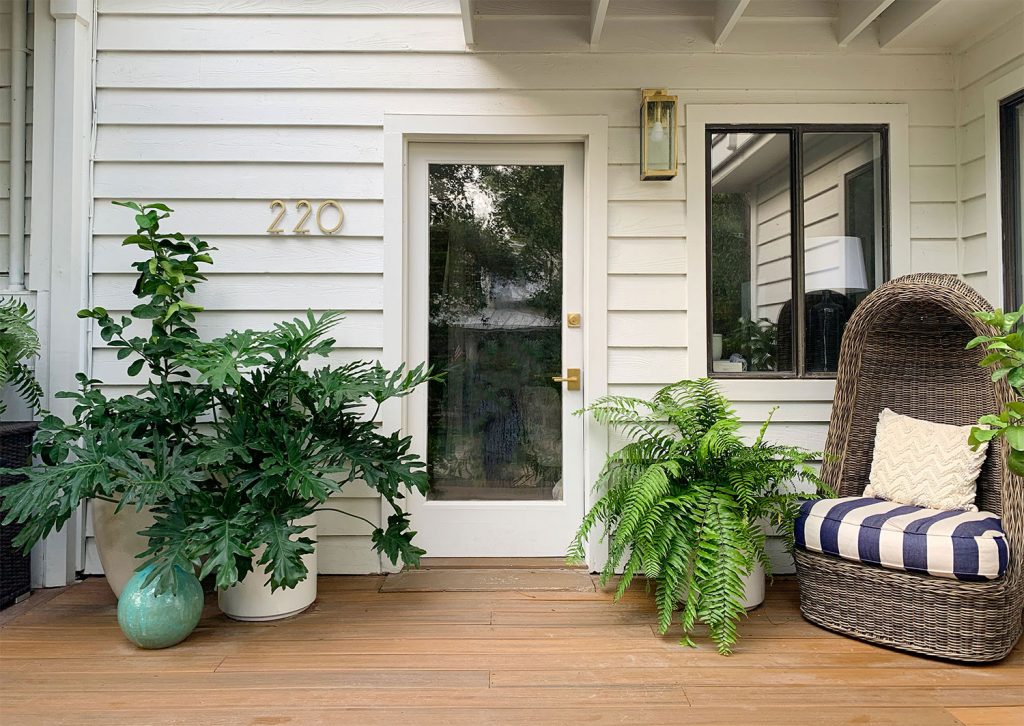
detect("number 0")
(317, 200), (344, 235)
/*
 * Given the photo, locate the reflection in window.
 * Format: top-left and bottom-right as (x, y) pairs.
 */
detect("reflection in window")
(709, 132), (792, 374)
(707, 126), (888, 377)
(803, 131), (885, 373)
(427, 164), (564, 501)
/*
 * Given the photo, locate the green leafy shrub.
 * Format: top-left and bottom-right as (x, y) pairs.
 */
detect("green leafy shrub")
(568, 379), (828, 654)
(1, 202), (435, 593)
(967, 304), (1024, 475)
(0, 298), (43, 416)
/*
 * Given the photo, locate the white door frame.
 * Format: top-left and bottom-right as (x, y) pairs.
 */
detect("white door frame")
(382, 115), (609, 571)
(405, 142), (584, 557)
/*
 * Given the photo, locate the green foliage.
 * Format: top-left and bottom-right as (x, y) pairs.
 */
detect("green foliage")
(724, 317), (778, 372)
(966, 304), (1024, 476)
(709, 192), (752, 337)
(568, 379), (828, 654)
(0, 297), (43, 416)
(1, 202), (437, 596)
(155, 310), (438, 591)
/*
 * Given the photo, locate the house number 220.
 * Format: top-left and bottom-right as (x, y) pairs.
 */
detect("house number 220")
(267, 200), (344, 235)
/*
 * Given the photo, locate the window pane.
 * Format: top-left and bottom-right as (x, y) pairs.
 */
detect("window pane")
(709, 131), (793, 373)
(427, 164), (564, 501)
(802, 131), (885, 373)
(1017, 102), (1024, 309)
(1006, 97), (1024, 310)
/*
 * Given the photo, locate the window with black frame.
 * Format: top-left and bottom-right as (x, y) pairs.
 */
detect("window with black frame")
(1001, 90), (1024, 311)
(707, 125), (889, 377)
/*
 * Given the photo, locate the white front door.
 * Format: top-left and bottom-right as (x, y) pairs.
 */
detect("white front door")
(406, 142), (585, 557)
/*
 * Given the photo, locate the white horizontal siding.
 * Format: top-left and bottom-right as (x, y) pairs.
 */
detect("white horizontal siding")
(954, 14), (1024, 300)
(84, 2), (967, 575)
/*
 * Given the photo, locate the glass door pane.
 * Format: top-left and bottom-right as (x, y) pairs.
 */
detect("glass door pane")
(426, 164), (564, 502)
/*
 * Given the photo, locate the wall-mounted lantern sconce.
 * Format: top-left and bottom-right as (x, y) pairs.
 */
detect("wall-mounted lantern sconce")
(640, 89), (678, 180)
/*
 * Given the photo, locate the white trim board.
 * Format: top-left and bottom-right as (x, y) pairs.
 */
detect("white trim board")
(984, 69), (1024, 307)
(684, 103), (911, 400)
(382, 114), (609, 572)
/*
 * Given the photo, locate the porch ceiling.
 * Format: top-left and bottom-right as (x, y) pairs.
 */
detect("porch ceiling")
(459, 0), (1024, 53)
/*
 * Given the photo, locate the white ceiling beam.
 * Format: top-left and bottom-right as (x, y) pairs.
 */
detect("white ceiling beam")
(875, 0), (950, 48)
(459, 0), (475, 47)
(713, 0), (751, 50)
(590, 0), (611, 47)
(836, 0), (896, 47)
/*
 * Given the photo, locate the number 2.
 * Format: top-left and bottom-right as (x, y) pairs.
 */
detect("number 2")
(293, 200), (312, 234)
(267, 200), (286, 234)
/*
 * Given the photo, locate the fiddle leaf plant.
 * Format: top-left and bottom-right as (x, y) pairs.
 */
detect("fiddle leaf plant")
(967, 304), (1024, 476)
(568, 379), (828, 655)
(1, 203), (215, 561)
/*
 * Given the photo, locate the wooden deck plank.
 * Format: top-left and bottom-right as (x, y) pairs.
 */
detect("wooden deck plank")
(0, 706), (969, 726)
(947, 706), (1024, 726)
(1, 574), (1021, 724)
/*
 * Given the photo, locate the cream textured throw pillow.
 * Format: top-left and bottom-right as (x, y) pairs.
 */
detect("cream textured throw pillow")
(863, 408), (988, 512)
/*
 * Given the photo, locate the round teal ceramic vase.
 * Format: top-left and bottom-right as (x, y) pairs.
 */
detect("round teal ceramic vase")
(117, 565), (204, 649)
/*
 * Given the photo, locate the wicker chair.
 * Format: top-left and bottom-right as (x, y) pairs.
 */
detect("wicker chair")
(794, 273), (1024, 662)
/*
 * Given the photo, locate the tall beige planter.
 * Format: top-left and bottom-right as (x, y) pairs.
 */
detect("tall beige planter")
(741, 561), (766, 609)
(90, 498), (155, 599)
(218, 514), (317, 621)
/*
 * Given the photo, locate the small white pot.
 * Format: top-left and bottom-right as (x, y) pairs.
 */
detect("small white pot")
(218, 515), (317, 621)
(712, 333), (724, 361)
(740, 561), (766, 610)
(91, 498), (155, 599)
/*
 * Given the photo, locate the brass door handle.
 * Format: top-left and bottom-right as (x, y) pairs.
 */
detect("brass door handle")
(552, 368), (581, 391)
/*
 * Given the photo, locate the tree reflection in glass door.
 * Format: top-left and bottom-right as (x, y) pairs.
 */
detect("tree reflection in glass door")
(427, 164), (564, 501)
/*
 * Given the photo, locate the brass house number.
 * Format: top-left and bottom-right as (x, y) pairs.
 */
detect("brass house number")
(268, 200), (344, 235)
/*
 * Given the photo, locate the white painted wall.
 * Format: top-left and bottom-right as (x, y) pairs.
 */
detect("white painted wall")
(954, 12), (1024, 303)
(0, 4), (31, 289)
(69, 0), (979, 575)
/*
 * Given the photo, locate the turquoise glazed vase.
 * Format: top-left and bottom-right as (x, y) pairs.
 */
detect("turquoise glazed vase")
(117, 565), (204, 649)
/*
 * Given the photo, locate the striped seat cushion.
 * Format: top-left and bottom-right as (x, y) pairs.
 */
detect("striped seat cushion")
(795, 497), (1008, 581)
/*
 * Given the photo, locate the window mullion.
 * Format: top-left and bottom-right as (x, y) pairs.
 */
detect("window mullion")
(791, 128), (806, 377)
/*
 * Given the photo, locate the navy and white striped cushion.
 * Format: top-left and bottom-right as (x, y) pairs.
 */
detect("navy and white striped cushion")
(796, 497), (1008, 581)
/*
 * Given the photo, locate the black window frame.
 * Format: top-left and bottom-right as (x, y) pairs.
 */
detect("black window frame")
(1000, 89), (1024, 311)
(705, 123), (891, 380)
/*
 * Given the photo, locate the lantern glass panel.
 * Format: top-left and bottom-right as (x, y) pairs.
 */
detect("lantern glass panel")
(644, 100), (675, 174)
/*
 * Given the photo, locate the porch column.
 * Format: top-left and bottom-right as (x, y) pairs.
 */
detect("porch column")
(27, 0), (94, 587)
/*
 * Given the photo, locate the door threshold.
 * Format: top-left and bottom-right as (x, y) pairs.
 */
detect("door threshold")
(415, 557), (584, 571)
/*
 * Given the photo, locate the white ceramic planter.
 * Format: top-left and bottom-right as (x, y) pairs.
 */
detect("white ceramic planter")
(218, 515), (317, 621)
(90, 498), (155, 599)
(740, 561), (766, 609)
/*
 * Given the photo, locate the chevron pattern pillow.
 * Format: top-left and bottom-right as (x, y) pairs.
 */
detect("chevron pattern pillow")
(863, 408), (988, 512)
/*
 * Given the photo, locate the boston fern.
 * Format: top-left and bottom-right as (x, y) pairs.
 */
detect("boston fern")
(568, 379), (827, 654)
(0, 297), (44, 416)
(0, 202), (435, 594)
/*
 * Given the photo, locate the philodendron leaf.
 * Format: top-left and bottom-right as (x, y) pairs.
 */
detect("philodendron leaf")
(253, 513), (315, 592)
(372, 512), (426, 568)
(196, 508), (256, 591)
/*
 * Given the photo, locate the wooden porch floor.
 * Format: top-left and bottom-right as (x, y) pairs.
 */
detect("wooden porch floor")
(1, 565), (1022, 725)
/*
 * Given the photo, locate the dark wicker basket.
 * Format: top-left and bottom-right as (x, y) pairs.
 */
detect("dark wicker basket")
(1, 421), (36, 609)
(794, 273), (1024, 662)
